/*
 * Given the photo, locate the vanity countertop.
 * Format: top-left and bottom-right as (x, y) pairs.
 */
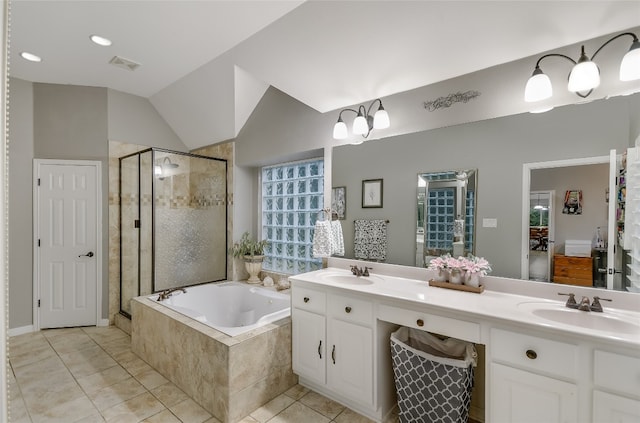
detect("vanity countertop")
(291, 266), (640, 348)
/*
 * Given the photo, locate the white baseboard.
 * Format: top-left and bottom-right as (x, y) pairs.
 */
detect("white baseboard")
(9, 325), (34, 337)
(97, 318), (110, 327)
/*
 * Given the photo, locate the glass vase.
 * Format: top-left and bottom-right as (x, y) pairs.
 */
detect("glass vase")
(449, 268), (464, 284)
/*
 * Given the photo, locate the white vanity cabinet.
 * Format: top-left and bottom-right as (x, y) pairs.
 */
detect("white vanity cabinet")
(592, 350), (640, 423)
(326, 294), (374, 405)
(291, 283), (378, 417)
(489, 328), (579, 422)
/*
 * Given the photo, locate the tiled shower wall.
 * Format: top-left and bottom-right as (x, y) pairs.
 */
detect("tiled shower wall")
(108, 141), (235, 327)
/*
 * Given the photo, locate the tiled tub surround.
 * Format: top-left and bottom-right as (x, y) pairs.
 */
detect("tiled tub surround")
(132, 295), (297, 423)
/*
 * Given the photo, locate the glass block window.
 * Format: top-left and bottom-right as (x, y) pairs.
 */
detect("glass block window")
(262, 159), (324, 274)
(426, 188), (455, 250)
(465, 191), (475, 252)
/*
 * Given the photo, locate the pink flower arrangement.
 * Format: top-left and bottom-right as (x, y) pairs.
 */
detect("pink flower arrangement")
(428, 254), (492, 276)
(463, 255), (492, 276)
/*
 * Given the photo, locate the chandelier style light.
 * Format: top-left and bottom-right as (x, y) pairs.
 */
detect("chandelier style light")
(524, 31), (640, 103)
(332, 98), (390, 141)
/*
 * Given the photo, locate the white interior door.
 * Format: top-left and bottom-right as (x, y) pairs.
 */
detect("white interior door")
(606, 149), (621, 290)
(35, 160), (100, 328)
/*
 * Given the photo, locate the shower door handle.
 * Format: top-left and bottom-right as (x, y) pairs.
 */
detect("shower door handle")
(78, 251), (94, 258)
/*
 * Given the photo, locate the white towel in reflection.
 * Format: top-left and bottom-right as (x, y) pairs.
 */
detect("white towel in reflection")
(330, 220), (344, 256)
(312, 220), (332, 258)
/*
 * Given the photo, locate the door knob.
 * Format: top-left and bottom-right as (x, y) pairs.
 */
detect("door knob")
(79, 251), (94, 258)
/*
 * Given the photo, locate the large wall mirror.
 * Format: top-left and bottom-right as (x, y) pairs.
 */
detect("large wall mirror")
(416, 169), (477, 267)
(331, 91), (639, 293)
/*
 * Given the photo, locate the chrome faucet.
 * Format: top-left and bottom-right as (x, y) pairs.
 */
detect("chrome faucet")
(578, 296), (591, 311)
(590, 296), (612, 312)
(350, 265), (372, 277)
(558, 293), (612, 312)
(558, 293), (578, 309)
(156, 287), (186, 301)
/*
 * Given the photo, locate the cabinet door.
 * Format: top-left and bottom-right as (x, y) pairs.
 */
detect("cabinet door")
(490, 363), (578, 423)
(593, 390), (640, 423)
(292, 308), (326, 384)
(327, 318), (373, 406)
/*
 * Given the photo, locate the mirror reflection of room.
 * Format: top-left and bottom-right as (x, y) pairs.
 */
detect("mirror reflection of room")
(416, 169), (477, 268)
(528, 160), (630, 291)
(528, 191), (552, 282)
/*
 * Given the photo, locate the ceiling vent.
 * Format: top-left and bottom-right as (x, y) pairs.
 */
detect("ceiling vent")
(109, 56), (141, 72)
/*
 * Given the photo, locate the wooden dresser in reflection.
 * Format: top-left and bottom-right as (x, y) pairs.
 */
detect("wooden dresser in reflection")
(553, 254), (593, 286)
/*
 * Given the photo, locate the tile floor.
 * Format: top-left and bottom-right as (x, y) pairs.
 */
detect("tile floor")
(8, 326), (396, 423)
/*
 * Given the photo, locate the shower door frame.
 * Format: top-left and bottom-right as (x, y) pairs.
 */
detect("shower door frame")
(119, 148), (228, 318)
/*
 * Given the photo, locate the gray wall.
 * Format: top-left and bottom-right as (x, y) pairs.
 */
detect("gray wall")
(332, 95), (636, 278)
(531, 164), (610, 253)
(33, 83), (110, 321)
(9, 78), (34, 328)
(108, 89), (186, 151)
(9, 81), (188, 329)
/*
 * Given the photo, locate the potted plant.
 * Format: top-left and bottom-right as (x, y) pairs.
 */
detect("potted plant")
(230, 232), (269, 283)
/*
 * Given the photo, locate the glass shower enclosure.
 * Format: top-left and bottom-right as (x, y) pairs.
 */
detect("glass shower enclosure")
(119, 148), (227, 317)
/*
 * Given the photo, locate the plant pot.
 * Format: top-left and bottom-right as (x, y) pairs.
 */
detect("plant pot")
(243, 255), (264, 284)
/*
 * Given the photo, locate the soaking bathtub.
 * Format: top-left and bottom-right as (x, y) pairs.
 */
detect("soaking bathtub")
(132, 281), (296, 422)
(153, 281), (291, 336)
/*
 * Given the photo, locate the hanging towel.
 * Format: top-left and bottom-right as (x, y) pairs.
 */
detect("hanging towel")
(330, 220), (345, 256)
(312, 220), (333, 258)
(354, 219), (388, 261)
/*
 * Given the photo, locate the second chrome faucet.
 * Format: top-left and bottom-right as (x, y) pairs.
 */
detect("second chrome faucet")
(558, 292), (612, 312)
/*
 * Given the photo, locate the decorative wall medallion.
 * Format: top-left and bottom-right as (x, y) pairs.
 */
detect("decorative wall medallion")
(423, 90), (481, 112)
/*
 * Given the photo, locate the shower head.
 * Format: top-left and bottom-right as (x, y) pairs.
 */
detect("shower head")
(162, 157), (179, 169)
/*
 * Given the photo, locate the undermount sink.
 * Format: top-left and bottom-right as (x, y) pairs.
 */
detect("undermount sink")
(518, 302), (640, 335)
(319, 272), (384, 286)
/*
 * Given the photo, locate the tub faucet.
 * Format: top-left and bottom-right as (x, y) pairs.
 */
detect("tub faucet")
(157, 287), (186, 301)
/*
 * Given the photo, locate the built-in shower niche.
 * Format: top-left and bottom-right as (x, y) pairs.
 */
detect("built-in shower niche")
(119, 148), (227, 317)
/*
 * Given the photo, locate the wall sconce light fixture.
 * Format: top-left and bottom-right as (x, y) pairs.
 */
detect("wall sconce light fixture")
(332, 98), (390, 142)
(524, 31), (640, 102)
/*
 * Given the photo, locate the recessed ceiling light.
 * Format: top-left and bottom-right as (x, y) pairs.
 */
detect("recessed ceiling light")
(90, 35), (112, 47)
(20, 52), (42, 62)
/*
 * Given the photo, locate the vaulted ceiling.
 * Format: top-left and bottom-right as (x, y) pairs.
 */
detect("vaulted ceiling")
(10, 1), (640, 149)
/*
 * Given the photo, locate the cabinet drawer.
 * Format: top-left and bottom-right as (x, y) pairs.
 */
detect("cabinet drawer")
(292, 286), (326, 313)
(328, 294), (373, 326)
(554, 255), (592, 267)
(594, 350), (640, 396)
(552, 276), (592, 286)
(378, 304), (480, 343)
(491, 328), (577, 380)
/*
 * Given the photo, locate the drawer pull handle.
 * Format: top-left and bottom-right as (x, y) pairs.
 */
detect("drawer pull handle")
(526, 349), (537, 360)
(332, 345), (336, 364)
(318, 340), (322, 359)
(303, 297), (309, 303)
(345, 306), (352, 313)
(416, 319), (424, 327)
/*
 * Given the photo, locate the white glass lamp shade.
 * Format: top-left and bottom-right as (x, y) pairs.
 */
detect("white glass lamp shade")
(373, 107), (390, 129)
(333, 119), (348, 139)
(524, 68), (552, 102)
(568, 60), (600, 92)
(620, 40), (640, 81)
(353, 114), (369, 135)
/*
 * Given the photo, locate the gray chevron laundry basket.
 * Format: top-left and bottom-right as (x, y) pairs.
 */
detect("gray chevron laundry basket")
(390, 327), (477, 423)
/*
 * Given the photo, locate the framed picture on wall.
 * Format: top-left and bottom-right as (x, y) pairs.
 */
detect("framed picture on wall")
(562, 189), (582, 215)
(331, 186), (346, 220)
(362, 179), (383, 208)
